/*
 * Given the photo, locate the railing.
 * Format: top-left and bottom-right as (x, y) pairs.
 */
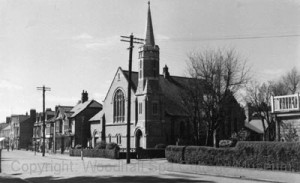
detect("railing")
(271, 93), (300, 113)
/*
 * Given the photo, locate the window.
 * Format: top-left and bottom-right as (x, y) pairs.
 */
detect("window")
(139, 102), (143, 114)
(152, 102), (158, 115)
(108, 134), (111, 143)
(113, 90), (125, 122)
(116, 134), (122, 144)
(117, 73), (120, 81)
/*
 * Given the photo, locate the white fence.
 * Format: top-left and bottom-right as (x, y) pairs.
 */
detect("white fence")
(271, 93), (300, 113)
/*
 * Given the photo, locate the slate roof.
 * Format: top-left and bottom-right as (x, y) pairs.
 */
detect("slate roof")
(123, 70), (191, 116)
(89, 110), (104, 122)
(71, 100), (102, 118)
(56, 106), (74, 120)
(0, 123), (9, 130)
(244, 119), (268, 134)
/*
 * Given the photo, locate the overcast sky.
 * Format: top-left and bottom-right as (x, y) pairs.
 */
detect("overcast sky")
(0, 0), (299, 122)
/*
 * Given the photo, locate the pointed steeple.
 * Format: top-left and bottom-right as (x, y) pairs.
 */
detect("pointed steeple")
(145, 1), (155, 46)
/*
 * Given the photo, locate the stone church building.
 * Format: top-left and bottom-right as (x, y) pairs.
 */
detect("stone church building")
(100, 3), (245, 148)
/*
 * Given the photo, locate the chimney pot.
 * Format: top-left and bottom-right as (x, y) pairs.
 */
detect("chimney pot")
(163, 65), (170, 79)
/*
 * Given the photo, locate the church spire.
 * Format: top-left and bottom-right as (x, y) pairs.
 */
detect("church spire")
(145, 1), (155, 46)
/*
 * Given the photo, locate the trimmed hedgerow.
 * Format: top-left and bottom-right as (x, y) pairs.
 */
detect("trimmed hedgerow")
(184, 146), (236, 166)
(165, 145), (186, 163)
(166, 142), (300, 171)
(70, 146), (119, 159)
(235, 141), (300, 171)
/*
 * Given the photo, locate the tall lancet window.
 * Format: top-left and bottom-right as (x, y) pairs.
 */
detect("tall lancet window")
(113, 89), (125, 122)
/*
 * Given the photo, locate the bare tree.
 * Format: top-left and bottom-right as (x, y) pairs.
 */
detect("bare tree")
(180, 78), (206, 145)
(245, 81), (275, 141)
(282, 67), (300, 94)
(185, 48), (250, 147)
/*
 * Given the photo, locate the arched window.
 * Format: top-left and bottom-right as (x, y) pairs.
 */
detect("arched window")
(113, 89), (125, 122)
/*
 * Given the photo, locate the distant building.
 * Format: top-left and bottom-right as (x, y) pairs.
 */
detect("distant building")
(68, 91), (102, 148)
(11, 109), (36, 149)
(0, 123), (10, 148)
(32, 109), (54, 152)
(53, 105), (73, 153)
(89, 111), (103, 148)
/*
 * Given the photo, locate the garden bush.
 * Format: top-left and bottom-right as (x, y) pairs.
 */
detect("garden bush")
(94, 141), (106, 149)
(106, 142), (120, 150)
(165, 145), (186, 163)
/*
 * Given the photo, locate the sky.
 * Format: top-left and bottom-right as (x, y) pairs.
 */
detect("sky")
(0, 0), (300, 122)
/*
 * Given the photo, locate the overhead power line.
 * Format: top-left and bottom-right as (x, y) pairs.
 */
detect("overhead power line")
(158, 33), (300, 42)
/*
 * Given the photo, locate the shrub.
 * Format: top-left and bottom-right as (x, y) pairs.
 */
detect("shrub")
(95, 141), (106, 149)
(165, 145), (186, 163)
(155, 144), (167, 149)
(106, 142), (120, 150)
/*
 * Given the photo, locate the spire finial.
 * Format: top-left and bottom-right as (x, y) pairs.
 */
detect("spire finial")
(148, 1), (150, 6)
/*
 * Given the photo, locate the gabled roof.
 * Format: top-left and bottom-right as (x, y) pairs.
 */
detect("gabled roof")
(55, 106), (74, 120)
(0, 123), (9, 130)
(244, 119), (268, 134)
(89, 110), (104, 122)
(2, 125), (10, 131)
(124, 70), (191, 116)
(71, 100), (102, 118)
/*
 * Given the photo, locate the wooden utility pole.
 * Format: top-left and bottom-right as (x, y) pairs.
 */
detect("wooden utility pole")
(121, 34), (144, 164)
(37, 85), (51, 157)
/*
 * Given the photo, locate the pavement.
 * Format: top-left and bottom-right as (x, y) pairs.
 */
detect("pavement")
(0, 150), (300, 183)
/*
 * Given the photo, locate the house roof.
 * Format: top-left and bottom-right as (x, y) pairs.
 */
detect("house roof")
(0, 123), (9, 130)
(244, 119), (268, 134)
(55, 106), (74, 120)
(71, 100), (102, 118)
(89, 110), (104, 122)
(2, 125), (10, 131)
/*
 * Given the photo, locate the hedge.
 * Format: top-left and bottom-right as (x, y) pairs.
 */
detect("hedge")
(165, 145), (186, 163)
(235, 141), (300, 171)
(69, 148), (119, 159)
(184, 146), (236, 166)
(166, 141), (300, 171)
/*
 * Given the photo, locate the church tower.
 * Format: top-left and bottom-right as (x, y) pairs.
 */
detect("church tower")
(134, 2), (165, 149)
(136, 1), (160, 95)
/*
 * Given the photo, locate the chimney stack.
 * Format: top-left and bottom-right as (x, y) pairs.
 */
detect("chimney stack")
(30, 109), (36, 120)
(163, 65), (170, 79)
(81, 90), (89, 103)
(6, 117), (11, 124)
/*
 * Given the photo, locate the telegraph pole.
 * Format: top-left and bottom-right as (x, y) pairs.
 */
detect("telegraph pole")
(121, 34), (144, 164)
(37, 85), (51, 157)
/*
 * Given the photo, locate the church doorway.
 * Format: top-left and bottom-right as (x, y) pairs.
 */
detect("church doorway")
(135, 129), (143, 148)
